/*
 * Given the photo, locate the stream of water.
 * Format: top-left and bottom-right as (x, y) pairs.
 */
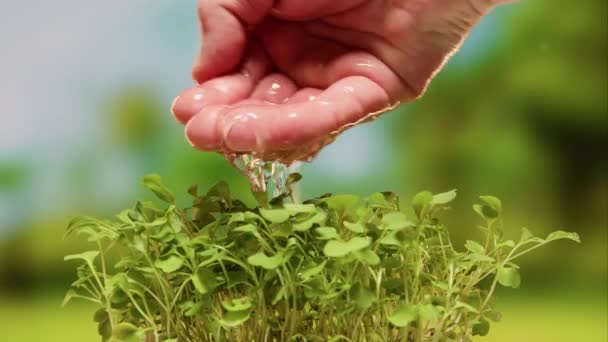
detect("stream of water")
(225, 153), (292, 197)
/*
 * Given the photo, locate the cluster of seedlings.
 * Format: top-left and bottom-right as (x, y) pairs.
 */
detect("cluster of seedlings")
(64, 174), (579, 342)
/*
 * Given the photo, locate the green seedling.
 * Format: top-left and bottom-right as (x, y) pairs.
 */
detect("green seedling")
(64, 174), (579, 342)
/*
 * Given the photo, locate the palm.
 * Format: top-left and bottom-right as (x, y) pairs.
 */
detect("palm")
(172, 0), (511, 162)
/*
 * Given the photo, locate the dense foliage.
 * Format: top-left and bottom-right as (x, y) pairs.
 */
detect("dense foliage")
(64, 175), (579, 342)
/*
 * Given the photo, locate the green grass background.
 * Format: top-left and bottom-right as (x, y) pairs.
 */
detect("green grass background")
(2, 293), (605, 342)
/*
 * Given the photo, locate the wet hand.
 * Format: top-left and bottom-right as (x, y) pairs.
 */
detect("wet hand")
(171, 0), (513, 163)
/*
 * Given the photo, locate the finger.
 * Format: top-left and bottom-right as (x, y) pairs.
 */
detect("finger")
(193, 0), (273, 83)
(254, 20), (406, 101)
(173, 41), (271, 124)
(271, 0), (367, 20)
(250, 74), (298, 104)
(185, 75), (392, 154)
(184, 105), (227, 151)
(287, 88), (323, 103)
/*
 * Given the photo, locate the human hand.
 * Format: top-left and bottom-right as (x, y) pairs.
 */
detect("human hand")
(171, 0), (513, 163)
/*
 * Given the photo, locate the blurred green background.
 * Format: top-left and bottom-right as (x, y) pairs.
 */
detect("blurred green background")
(0, 0), (605, 341)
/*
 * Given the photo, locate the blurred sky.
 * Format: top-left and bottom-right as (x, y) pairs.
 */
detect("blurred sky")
(0, 0), (512, 234)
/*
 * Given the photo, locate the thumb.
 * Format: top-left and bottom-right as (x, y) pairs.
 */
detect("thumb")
(193, 0), (273, 83)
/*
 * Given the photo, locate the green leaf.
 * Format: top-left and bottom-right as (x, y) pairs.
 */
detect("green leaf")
(207, 181), (231, 203)
(323, 195), (359, 212)
(418, 304), (440, 322)
(467, 254), (495, 263)
(464, 240), (486, 255)
(314, 227), (338, 240)
(355, 249), (380, 265)
(220, 310), (251, 327)
(486, 311), (503, 322)
(432, 189), (457, 205)
(111, 323), (141, 342)
(480, 195), (502, 214)
(141, 174), (175, 203)
(381, 212), (413, 231)
(191, 267), (218, 294)
(298, 261), (327, 280)
(61, 289), (78, 307)
(181, 301), (204, 317)
(293, 211), (327, 231)
(343, 221), (366, 233)
(351, 283), (375, 310)
(247, 252), (284, 270)
(221, 297), (253, 312)
(323, 237), (371, 257)
(473, 319), (491, 336)
(520, 227), (535, 242)
(98, 319), (112, 341)
(454, 301), (479, 313)
(475, 195), (502, 220)
(283, 203), (316, 214)
(285, 173), (302, 194)
(546, 230), (581, 243)
(496, 240), (516, 249)
(154, 254), (184, 273)
(233, 223), (259, 235)
(497, 267), (521, 288)
(412, 191), (433, 218)
(259, 208), (290, 223)
(187, 183), (198, 197)
(378, 232), (402, 247)
(388, 303), (418, 327)
(252, 190), (267, 208)
(93, 309), (109, 323)
(64, 251), (99, 268)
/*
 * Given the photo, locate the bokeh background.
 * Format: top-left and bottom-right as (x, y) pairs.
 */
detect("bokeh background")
(0, 0), (606, 341)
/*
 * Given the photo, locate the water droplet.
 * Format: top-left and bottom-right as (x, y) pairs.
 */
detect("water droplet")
(225, 152), (290, 197)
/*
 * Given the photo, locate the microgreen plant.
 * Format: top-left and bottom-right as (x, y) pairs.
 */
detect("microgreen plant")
(64, 174), (580, 342)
